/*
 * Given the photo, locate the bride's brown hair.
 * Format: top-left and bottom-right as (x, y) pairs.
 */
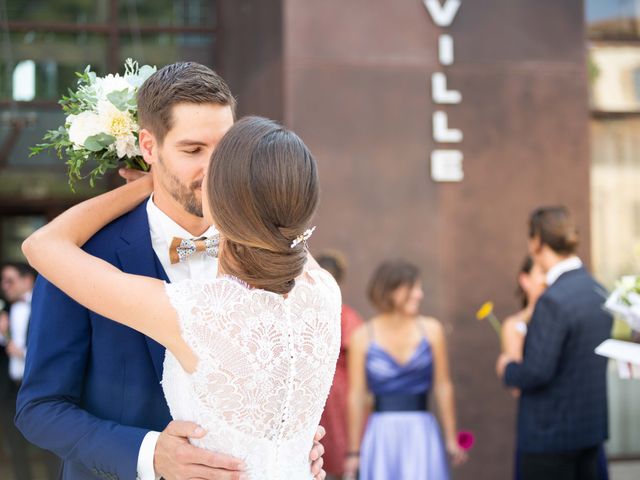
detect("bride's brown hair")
(207, 116), (319, 295)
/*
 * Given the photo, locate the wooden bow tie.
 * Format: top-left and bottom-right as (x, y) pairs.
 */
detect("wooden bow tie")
(169, 236), (220, 264)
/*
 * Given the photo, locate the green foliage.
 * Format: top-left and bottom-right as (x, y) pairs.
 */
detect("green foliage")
(59, 66), (97, 115)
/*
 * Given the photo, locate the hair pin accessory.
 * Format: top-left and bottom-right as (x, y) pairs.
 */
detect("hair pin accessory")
(291, 226), (316, 249)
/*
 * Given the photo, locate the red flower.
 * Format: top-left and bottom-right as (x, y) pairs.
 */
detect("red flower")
(457, 431), (475, 451)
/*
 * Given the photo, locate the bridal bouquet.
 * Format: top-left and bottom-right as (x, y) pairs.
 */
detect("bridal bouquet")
(605, 275), (640, 331)
(31, 58), (157, 190)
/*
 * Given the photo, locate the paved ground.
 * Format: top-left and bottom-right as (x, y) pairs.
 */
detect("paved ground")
(1, 458), (639, 478)
(611, 460), (640, 480)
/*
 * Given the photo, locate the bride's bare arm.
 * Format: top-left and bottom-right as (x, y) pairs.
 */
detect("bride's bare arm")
(22, 178), (196, 371)
(58, 176), (153, 246)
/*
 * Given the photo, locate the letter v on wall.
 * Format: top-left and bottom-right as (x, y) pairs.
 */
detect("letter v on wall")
(423, 0), (461, 27)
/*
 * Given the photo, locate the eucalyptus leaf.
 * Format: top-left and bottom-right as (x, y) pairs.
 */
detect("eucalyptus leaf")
(84, 133), (116, 152)
(107, 89), (133, 111)
(138, 65), (156, 80)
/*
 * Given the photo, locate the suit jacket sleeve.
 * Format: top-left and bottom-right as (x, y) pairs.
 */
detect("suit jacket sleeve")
(504, 294), (569, 391)
(15, 275), (149, 479)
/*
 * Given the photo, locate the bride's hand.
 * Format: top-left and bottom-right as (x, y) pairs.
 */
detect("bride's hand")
(118, 168), (153, 197)
(119, 167), (150, 184)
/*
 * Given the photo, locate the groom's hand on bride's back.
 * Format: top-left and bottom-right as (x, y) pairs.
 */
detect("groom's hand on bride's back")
(155, 420), (247, 480)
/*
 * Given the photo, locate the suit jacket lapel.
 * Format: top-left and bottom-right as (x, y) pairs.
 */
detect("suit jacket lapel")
(116, 200), (168, 382)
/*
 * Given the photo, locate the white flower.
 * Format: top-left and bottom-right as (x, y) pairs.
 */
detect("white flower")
(606, 276), (640, 332)
(628, 291), (640, 307)
(115, 134), (140, 158)
(94, 74), (132, 101)
(619, 276), (636, 293)
(67, 111), (102, 148)
(97, 100), (138, 138)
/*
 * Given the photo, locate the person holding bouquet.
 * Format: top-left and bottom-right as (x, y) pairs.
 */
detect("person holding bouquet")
(501, 256), (546, 370)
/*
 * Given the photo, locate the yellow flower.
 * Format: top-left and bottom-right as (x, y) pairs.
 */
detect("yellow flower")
(97, 100), (137, 138)
(107, 112), (134, 137)
(476, 301), (494, 321)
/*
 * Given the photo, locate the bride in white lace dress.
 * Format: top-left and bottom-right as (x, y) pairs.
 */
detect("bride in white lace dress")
(22, 117), (342, 479)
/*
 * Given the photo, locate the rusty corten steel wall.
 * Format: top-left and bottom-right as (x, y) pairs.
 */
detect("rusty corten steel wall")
(222, 1), (591, 478)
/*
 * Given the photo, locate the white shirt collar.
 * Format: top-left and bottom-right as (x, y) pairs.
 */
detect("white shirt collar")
(11, 290), (32, 305)
(546, 256), (583, 286)
(146, 194), (218, 246)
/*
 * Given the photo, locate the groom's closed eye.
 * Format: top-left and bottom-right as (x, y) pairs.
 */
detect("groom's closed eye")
(183, 148), (202, 154)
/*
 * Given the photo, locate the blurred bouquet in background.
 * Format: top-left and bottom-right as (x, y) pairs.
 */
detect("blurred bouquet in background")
(606, 275), (640, 332)
(31, 58), (156, 190)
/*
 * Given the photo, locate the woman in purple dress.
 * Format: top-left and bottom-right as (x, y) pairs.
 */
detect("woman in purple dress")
(345, 260), (467, 480)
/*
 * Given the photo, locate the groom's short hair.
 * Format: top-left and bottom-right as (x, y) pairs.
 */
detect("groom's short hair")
(137, 62), (236, 143)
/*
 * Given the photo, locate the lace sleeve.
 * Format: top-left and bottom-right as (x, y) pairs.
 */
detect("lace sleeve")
(163, 279), (217, 367)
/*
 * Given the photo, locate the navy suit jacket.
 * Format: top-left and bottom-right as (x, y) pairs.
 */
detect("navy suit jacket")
(16, 201), (173, 480)
(504, 267), (612, 453)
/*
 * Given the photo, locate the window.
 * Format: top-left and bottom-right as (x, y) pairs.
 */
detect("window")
(589, 44), (640, 112)
(0, 0), (219, 187)
(0, 0), (221, 270)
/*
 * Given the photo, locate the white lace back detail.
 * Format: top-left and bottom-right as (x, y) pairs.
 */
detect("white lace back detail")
(162, 269), (342, 480)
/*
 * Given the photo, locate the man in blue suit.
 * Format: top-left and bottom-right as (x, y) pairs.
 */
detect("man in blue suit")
(16, 62), (327, 480)
(497, 206), (612, 480)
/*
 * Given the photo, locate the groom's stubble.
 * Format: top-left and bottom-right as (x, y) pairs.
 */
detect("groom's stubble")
(156, 151), (204, 218)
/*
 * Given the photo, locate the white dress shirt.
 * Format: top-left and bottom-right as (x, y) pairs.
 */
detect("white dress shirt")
(8, 291), (32, 382)
(137, 195), (219, 480)
(545, 256), (583, 287)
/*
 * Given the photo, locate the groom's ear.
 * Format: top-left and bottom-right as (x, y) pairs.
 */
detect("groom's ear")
(139, 129), (157, 166)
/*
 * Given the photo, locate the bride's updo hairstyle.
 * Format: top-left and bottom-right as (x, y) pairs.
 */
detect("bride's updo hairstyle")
(207, 116), (319, 295)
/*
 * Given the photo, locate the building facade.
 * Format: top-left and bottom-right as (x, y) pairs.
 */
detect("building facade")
(1, 0), (638, 478)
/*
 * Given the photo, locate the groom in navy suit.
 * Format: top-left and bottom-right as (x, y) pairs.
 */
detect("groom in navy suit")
(16, 63), (327, 480)
(497, 207), (612, 480)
